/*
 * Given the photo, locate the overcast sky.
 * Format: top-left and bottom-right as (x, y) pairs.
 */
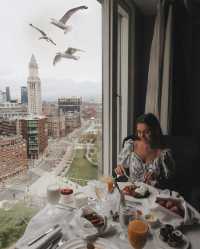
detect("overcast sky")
(0, 0), (102, 100)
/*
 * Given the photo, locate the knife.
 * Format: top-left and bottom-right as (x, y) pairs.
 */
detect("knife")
(28, 224), (59, 246)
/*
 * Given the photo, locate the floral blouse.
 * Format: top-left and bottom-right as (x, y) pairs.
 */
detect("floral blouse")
(117, 139), (175, 185)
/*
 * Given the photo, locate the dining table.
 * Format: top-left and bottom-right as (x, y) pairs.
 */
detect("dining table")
(15, 180), (200, 249)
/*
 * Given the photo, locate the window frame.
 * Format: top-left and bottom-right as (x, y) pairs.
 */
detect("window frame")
(101, 0), (136, 176)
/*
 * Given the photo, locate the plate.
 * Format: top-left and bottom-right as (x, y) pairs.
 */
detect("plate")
(118, 182), (159, 204)
(155, 230), (190, 249)
(60, 238), (119, 249)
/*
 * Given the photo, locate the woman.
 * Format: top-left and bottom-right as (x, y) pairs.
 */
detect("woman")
(115, 113), (175, 187)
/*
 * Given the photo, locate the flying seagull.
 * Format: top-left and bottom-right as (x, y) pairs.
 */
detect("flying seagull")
(53, 47), (85, 66)
(50, 5), (88, 34)
(29, 23), (56, 46)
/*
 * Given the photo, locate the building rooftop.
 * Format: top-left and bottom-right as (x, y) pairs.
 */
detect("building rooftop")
(21, 114), (46, 120)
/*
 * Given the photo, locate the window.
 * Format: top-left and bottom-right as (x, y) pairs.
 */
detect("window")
(102, 0), (135, 175)
(0, 1), (102, 247)
(117, 5), (129, 153)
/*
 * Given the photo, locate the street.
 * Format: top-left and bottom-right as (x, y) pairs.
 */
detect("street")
(0, 119), (93, 206)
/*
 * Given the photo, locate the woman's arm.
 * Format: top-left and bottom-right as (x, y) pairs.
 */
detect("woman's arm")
(115, 139), (134, 176)
(117, 139), (134, 168)
(160, 149), (176, 180)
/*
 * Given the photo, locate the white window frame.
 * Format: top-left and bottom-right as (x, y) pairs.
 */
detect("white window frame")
(117, 5), (129, 154)
(101, 0), (135, 176)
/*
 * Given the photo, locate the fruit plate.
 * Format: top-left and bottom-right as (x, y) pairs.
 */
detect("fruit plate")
(155, 230), (190, 249)
(150, 196), (185, 227)
(118, 182), (159, 205)
(59, 238), (119, 249)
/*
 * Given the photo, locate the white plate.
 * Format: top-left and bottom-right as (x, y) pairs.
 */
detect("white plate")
(154, 230), (190, 249)
(60, 238), (119, 249)
(118, 182), (159, 204)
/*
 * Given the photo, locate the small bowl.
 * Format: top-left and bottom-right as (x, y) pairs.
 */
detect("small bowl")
(144, 213), (160, 228)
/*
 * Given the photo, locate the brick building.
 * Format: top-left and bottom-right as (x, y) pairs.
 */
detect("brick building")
(0, 135), (28, 181)
(0, 119), (20, 135)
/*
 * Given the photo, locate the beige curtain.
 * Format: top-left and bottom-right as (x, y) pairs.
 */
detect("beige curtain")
(145, 0), (165, 118)
(160, 5), (173, 134)
(145, 1), (174, 134)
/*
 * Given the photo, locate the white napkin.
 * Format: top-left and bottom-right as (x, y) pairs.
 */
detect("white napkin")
(69, 207), (116, 240)
(16, 226), (62, 249)
(69, 209), (98, 239)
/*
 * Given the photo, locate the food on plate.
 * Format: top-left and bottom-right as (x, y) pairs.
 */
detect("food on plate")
(159, 224), (184, 247)
(82, 209), (105, 228)
(156, 198), (185, 218)
(122, 184), (150, 198)
(144, 212), (159, 227)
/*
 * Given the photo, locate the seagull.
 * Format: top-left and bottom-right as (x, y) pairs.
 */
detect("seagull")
(50, 5), (88, 34)
(53, 47), (85, 66)
(29, 23), (56, 46)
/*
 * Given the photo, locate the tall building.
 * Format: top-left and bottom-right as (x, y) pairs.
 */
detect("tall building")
(58, 97), (82, 134)
(6, 87), (11, 102)
(21, 86), (28, 104)
(27, 55), (42, 115)
(58, 97), (82, 114)
(20, 116), (48, 159)
(0, 91), (6, 103)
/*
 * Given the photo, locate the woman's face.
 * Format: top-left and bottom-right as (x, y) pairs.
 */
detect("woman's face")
(136, 123), (151, 143)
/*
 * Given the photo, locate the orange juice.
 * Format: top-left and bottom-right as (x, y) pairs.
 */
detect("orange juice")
(100, 176), (114, 193)
(128, 220), (149, 249)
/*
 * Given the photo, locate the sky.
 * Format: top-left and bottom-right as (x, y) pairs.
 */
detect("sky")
(0, 0), (102, 100)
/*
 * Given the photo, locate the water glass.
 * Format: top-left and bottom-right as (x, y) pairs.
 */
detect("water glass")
(119, 205), (138, 240)
(46, 184), (60, 216)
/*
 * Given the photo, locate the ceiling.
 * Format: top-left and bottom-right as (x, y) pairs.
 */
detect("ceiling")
(132, 0), (158, 15)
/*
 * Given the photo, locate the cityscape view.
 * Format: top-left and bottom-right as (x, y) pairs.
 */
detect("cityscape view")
(0, 1), (102, 248)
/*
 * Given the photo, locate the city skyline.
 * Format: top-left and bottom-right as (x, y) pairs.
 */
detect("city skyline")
(0, 0), (102, 100)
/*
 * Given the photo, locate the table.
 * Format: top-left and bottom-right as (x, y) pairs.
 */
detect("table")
(16, 182), (200, 249)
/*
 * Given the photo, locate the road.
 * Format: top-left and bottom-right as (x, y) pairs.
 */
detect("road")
(0, 119), (93, 206)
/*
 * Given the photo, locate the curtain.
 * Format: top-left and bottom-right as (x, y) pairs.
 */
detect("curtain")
(145, 0), (174, 134)
(145, 0), (165, 118)
(160, 5), (173, 134)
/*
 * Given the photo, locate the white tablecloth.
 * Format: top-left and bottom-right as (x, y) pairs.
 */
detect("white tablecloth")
(16, 183), (200, 249)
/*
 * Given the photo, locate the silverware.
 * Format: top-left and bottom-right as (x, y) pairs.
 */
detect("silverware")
(28, 224), (59, 246)
(46, 235), (62, 249)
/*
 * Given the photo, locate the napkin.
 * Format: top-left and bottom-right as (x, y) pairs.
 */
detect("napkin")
(15, 226), (62, 249)
(69, 208), (116, 240)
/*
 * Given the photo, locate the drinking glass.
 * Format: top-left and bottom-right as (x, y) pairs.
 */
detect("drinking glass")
(119, 205), (138, 240)
(128, 219), (149, 249)
(46, 183), (60, 216)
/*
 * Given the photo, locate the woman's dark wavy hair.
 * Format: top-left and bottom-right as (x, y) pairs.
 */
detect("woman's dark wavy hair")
(135, 113), (163, 149)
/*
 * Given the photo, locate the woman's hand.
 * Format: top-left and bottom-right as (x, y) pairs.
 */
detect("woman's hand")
(115, 165), (125, 176)
(144, 171), (155, 185)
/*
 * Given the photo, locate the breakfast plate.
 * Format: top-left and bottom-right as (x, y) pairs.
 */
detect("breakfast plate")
(155, 229), (190, 249)
(60, 238), (119, 249)
(118, 182), (159, 205)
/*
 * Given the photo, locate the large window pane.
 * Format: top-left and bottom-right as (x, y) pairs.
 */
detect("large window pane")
(0, 0), (102, 248)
